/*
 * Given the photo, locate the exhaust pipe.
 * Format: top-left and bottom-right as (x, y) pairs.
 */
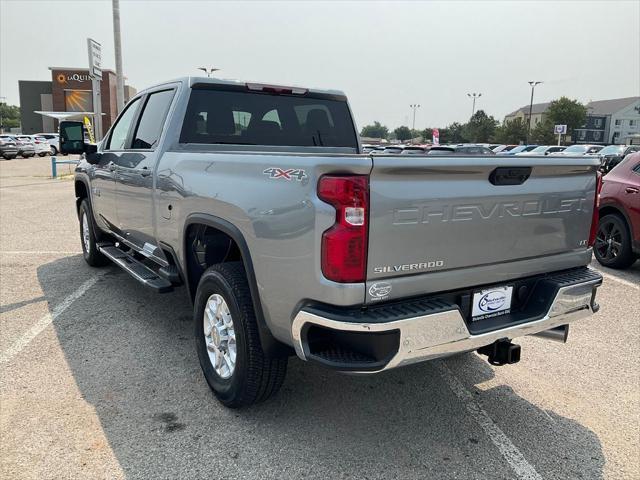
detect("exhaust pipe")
(533, 325), (569, 343)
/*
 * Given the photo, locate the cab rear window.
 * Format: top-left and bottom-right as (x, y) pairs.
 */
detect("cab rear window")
(180, 88), (357, 148)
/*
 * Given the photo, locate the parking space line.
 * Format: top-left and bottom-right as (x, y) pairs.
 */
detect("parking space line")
(436, 362), (543, 480)
(0, 251), (83, 255)
(0, 276), (98, 364)
(597, 271), (640, 291)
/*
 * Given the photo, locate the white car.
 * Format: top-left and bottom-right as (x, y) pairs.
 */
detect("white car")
(515, 145), (566, 156)
(548, 144), (603, 156)
(16, 135), (50, 157)
(27, 136), (51, 156)
(35, 133), (60, 155)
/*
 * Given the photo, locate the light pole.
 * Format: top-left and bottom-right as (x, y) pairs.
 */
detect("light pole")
(526, 81), (542, 144)
(409, 104), (420, 144)
(198, 67), (220, 78)
(467, 93), (481, 118)
(0, 96), (5, 133)
(112, 0), (125, 114)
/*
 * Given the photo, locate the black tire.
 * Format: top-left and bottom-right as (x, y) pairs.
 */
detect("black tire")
(594, 213), (636, 269)
(194, 262), (287, 408)
(3, 154), (17, 160)
(38, 152), (47, 157)
(78, 199), (109, 267)
(50, 146), (58, 155)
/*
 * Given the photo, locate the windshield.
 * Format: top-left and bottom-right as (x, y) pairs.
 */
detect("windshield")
(530, 146), (548, 153)
(599, 145), (624, 155)
(509, 146), (527, 153)
(563, 145), (588, 154)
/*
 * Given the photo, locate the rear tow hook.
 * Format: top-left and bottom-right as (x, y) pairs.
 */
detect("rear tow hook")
(478, 339), (521, 366)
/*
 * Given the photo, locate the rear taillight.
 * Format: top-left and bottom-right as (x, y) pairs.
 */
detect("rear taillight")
(318, 175), (369, 283)
(588, 171), (603, 247)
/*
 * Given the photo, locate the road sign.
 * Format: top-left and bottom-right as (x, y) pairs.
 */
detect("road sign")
(432, 128), (440, 145)
(87, 38), (102, 80)
(554, 124), (567, 135)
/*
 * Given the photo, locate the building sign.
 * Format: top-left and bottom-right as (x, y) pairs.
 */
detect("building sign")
(554, 124), (567, 134)
(87, 38), (102, 80)
(56, 73), (92, 84)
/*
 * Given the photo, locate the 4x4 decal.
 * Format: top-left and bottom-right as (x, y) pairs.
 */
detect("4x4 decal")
(263, 167), (307, 181)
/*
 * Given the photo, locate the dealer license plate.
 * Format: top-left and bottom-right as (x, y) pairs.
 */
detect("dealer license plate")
(471, 286), (513, 321)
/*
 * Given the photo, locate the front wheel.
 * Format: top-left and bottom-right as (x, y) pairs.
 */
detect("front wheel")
(194, 262), (287, 408)
(38, 152), (47, 157)
(78, 199), (109, 267)
(594, 213), (635, 269)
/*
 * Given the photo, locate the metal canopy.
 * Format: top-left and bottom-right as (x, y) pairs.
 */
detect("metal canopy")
(34, 111), (104, 121)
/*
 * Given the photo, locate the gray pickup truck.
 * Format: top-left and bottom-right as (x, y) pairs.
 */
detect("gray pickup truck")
(60, 77), (603, 407)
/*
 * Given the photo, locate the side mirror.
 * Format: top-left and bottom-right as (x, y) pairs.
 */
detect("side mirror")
(59, 121), (86, 154)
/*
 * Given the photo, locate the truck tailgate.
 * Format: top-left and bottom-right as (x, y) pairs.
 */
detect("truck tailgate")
(366, 155), (600, 302)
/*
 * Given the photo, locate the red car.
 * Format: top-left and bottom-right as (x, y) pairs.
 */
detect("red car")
(595, 152), (640, 269)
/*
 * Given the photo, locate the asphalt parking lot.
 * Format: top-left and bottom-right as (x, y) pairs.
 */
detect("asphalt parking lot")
(1, 156), (639, 480)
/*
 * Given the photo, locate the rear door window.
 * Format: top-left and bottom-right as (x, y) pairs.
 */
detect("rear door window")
(131, 89), (175, 149)
(180, 88), (357, 148)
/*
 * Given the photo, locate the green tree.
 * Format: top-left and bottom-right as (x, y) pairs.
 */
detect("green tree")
(493, 118), (528, 144)
(464, 110), (498, 142)
(545, 97), (587, 138)
(394, 126), (412, 141)
(0, 103), (21, 131)
(360, 121), (389, 139)
(440, 122), (468, 144)
(530, 118), (556, 145)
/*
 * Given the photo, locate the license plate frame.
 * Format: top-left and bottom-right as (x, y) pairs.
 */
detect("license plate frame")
(471, 285), (514, 322)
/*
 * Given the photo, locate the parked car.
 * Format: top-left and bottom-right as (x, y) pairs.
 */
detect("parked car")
(61, 76), (602, 407)
(492, 145), (517, 153)
(549, 144), (603, 156)
(23, 135), (51, 157)
(382, 145), (405, 154)
(428, 145), (495, 155)
(35, 133), (60, 155)
(400, 145), (428, 154)
(361, 144), (376, 154)
(0, 136), (19, 160)
(594, 152), (640, 269)
(497, 145), (538, 155)
(515, 145), (566, 156)
(0, 135), (35, 158)
(599, 145), (640, 174)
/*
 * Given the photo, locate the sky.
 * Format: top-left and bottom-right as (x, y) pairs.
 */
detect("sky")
(1, 0), (639, 130)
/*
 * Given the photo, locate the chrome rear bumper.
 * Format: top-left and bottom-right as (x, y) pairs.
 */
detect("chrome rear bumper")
(291, 270), (602, 373)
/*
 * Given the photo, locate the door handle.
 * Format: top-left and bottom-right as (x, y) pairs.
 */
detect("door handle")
(625, 187), (639, 194)
(108, 162), (117, 172)
(140, 167), (151, 177)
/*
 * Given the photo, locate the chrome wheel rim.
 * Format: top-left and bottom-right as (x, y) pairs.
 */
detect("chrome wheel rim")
(82, 212), (91, 253)
(595, 220), (623, 261)
(203, 294), (236, 379)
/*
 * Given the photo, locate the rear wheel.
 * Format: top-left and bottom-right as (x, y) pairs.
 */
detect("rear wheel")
(78, 199), (109, 267)
(2, 154), (17, 160)
(194, 262), (287, 408)
(38, 152), (47, 157)
(50, 146), (58, 155)
(594, 213), (635, 269)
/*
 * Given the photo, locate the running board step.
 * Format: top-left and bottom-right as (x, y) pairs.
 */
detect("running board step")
(99, 245), (173, 293)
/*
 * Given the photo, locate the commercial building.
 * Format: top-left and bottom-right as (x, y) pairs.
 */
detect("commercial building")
(503, 102), (551, 128)
(573, 97), (640, 145)
(18, 67), (136, 135)
(503, 96), (640, 145)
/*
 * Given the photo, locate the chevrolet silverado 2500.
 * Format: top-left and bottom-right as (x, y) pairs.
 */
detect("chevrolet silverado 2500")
(60, 77), (603, 407)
